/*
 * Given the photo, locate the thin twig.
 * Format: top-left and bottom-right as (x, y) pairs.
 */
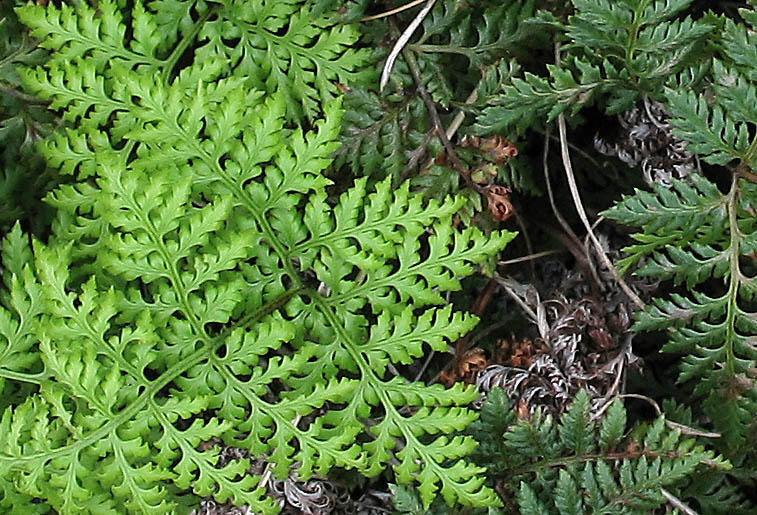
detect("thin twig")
(543, 128), (601, 291)
(413, 350), (436, 382)
(400, 41), (482, 192)
(492, 275), (541, 333)
(0, 83), (48, 105)
(539, 128), (605, 171)
(404, 86), (479, 181)
(444, 89), (478, 141)
(552, 43), (644, 309)
(532, 219), (602, 296)
(499, 249), (561, 266)
(612, 394), (722, 438)
(543, 126), (577, 240)
(542, 125), (602, 291)
(556, 113), (645, 310)
(361, 0), (427, 21)
(661, 488), (700, 515)
(380, 0), (437, 91)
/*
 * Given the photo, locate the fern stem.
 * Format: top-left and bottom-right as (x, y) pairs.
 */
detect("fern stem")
(228, 285), (305, 334)
(624, 0), (653, 81)
(0, 336), (210, 466)
(0, 83), (49, 105)
(162, 6), (215, 81)
(724, 173), (741, 378)
(0, 368), (46, 385)
(0, 287), (303, 467)
(399, 33), (480, 193)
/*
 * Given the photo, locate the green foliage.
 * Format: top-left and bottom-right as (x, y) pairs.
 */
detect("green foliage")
(0, 0), (515, 512)
(466, 389), (730, 514)
(336, 0), (541, 196)
(372, 0), (757, 511)
(605, 174), (757, 451)
(603, 1), (757, 450)
(6, 0), (757, 512)
(0, 1), (57, 232)
(474, 0), (714, 135)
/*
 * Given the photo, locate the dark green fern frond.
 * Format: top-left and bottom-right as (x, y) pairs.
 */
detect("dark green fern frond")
(606, 173), (757, 449)
(0, 2), (57, 232)
(475, 0), (714, 135)
(603, 2), (757, 450)
(334, 86), (428, 183)
(466, 389), (729, 514)
(340, 0), (539, 190)
(412, 0), (539, 71)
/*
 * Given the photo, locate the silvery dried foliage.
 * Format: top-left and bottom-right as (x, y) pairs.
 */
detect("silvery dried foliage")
(478, 231), (651, 416)
(191, 440), (390, 515)
(192, 500), (254, 515)
(594, 97), (697, 187)
(476, 298), (634, 416)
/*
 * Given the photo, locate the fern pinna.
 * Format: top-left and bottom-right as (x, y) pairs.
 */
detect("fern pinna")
(0, 0), (514, 512)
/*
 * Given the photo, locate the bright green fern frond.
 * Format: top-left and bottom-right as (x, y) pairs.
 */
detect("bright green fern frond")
(0, 224), (44, 415)
(2, 0), (513, 512)
(196, 0), (371, 120)
(16, 0), (163, 72)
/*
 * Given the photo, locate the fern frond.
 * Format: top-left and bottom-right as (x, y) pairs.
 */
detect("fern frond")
(413, 0), (538, 69)
(474, 57), (624, 135)
(475, 0), (713, 135)
(606, 174), (757, 448)
(16, 0), (162, 71)
(334, 86), (426, 182)
(468, 389), (730, 514)
(196, 0), (371, 120)
(605, 174), (727, 274)
(1, 1), (514, 511)
(602, 3), (757, 449)
(0, 224), (44, 414)
(0, 3), (56, 231)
